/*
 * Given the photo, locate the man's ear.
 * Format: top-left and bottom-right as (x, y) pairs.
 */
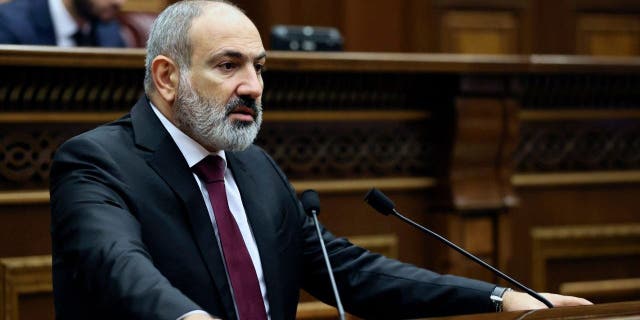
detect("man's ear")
(151, 55), (180, 103)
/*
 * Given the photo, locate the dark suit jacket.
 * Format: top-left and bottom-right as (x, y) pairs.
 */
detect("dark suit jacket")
(50, 97), (497, 320)
(0, 0), (125, 47)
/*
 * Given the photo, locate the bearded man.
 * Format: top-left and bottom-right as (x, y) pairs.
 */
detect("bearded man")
(49, 1), (591, 319)
(0, 0), (125, 46)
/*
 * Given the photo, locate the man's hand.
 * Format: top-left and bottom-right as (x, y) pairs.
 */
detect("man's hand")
(502, 290), (593, 311)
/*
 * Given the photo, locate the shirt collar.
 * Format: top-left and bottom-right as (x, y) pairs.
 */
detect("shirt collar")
(149, 101), (227, 169)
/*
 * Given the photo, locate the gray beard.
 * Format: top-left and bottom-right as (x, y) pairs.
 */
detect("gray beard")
(173, 74), (262, 152)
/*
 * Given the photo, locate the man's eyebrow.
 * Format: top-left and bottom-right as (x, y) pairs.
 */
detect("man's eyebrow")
(255, 51), (267, 61)
(209, 50), (267, 62)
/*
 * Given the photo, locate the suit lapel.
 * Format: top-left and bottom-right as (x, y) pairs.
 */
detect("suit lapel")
(30, 0), (56, 45)
(130, 97), (236, 320)
(227, 152), (285, 320)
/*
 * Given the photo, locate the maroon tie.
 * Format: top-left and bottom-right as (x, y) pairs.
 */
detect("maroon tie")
(193, 155), (267, 320)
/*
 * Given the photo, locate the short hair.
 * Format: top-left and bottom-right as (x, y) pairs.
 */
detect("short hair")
(143, 0), (241, 94)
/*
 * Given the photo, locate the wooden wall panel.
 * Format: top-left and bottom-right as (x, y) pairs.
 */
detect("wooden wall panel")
(0, 203), (50, 258)
(121, 0), (169, 13)
(289, 0), (343, 30)
(117, 0), (640, 56)
(577, 14), (640, 56)
(559, 278), (640, 303)
(531, 0), (575, 54)
(405, 0), (437, 52)
(530, 224), (640, 303)
(508, 185), (640, 288)
(0, 256), (53, 320)
(341, 0), (407, 52)
(440, 11), (519, 54)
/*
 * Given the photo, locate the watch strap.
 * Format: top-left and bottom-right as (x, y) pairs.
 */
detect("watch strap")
(490, 286), (511, 312)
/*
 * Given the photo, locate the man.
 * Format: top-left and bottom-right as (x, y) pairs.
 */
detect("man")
(0, 0), (125, 46)
(49, 1), (591, 319)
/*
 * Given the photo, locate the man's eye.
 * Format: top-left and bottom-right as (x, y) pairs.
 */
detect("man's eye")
(219, 62), (236, 70)
(255, 64), (265, 73)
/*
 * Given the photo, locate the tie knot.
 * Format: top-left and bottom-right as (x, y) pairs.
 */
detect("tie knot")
(193, 155), (226, 183)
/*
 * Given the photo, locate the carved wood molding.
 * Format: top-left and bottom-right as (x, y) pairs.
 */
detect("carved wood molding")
(264, 111), (431, 122)
(0, 120), (434, 188)
(515, 121), (640, 173)
(3, 47), (640, 72)
(0, 178), (435, 205)
(512, 170), (640, 186)
(256, 121), (434, 181)
(0, 113), (125, 123)
(0, 190), (49, 205)
(560, 278), (640, 300)
(520, 109), (640, 121)
(0, 46), (145, 68)
(520, 73), (640, 110)
(531, 224), (640, 291)
(293, 177), (436, 194)
(0, 256), (52, 320)
(0, 111), (429, 123)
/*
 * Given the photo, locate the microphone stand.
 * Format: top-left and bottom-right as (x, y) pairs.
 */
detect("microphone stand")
(310, 212), (346, 320)
(301, 190), (346, 320)
(390, 208), (553, 309)
(364, 187), (553, 309)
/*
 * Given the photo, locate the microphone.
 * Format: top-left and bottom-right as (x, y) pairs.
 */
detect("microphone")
(364, 188), (554, 309)
(300, 190), (346, 320)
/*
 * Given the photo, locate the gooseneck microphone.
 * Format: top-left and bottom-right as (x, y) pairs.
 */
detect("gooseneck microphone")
(364, 188), (554, 309)
(300, 190), (346, 320)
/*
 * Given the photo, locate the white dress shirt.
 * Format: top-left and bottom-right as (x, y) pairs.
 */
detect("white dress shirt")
(48, 0), (81, 47)
(150, 103), (270, 319)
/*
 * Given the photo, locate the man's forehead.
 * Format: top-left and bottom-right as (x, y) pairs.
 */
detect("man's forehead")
(197, 35), (265, 61)
(189, 4), (264, 56)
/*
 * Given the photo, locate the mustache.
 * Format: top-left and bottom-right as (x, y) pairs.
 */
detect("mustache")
(224, 96), (259, 116)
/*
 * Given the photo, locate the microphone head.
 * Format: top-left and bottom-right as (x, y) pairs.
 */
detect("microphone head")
(300, 189), (321, 217)
(364, 188), (396, 216)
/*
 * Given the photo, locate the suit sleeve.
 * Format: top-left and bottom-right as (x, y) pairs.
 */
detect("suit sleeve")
(0, 11), (18, 44)
(257, 147), (496, 318)
(50, 136), (202, 319)
(300, 221), (497, 318)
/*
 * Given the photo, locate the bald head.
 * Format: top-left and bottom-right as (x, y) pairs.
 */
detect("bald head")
(190, 1), (260, 45)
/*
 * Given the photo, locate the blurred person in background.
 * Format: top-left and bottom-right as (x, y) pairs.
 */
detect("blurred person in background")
(0, 0), (126, 47)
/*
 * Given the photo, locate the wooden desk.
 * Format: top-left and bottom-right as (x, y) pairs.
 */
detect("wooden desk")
(430, 301), (640, 320)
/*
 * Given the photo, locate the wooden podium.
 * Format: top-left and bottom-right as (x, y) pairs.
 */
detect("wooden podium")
(428, 301), (640, 320)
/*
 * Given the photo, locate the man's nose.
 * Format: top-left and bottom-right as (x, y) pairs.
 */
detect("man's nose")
(237, 65), (263, 99)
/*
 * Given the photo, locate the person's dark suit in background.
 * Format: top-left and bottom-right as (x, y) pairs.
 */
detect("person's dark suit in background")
(0, 0), (125, 47)
(49, 1), (592, 319)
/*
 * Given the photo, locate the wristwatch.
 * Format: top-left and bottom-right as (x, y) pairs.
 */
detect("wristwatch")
(490, 286), (511, 312)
